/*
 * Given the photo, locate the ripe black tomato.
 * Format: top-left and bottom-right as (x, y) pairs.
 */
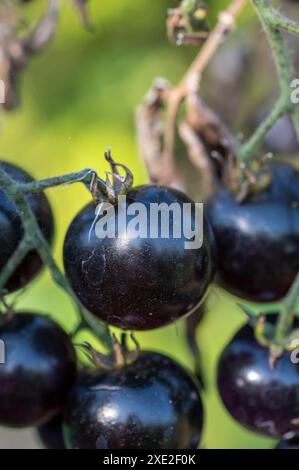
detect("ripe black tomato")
(217, 315), (299, 438)
(63, 352), (204, 449)
(206, 163), (299, 302)
(276, 434), (299, 449)
(63, 185), (215, 330)
(37, 414), (65, 449)
(0, 312), (76, 427)
(0, 162), (54, 293)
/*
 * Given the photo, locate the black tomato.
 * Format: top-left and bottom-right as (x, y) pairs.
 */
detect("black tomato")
(206, 163), (299, 302)
(217, 315), (299, 438)
(0, 162), (54, 293)
(0, 312), (77, 427)
(63, 185), (215, 330)
(37, 414), (65, 449)
(276, 434), (299, 449)
(63, 352), (204, 449)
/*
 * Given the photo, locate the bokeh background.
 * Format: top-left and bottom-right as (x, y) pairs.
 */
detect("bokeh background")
(0, 0), (298, 449)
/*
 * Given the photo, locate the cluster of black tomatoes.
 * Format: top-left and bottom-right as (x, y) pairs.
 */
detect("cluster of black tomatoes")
(0, 159), (299, 449)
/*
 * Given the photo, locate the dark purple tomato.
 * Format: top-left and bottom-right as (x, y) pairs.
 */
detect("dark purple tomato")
(276, 434), (299, 449)
(217, 315), (299, 438)
(206, 163), (299, 302)
(63, 352), (204, 449)
(37, 414), (65, 449)
(0, 162), (54, 293)
(263, 115), (299, 156)
(0, 312), (77, 427)
(63, 185), (215, 330)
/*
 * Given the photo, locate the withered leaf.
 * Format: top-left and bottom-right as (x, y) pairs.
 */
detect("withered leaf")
(0, 0), (59, 110)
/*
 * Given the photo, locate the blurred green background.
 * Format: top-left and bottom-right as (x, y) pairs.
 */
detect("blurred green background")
(1, 0), (296, 449)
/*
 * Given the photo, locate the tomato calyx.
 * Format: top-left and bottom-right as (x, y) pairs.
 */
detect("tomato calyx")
(227, 157), (273, 202)
(104, 149), (134, 204)
(88, 150), (134, 205)
(77, 333), (140, 371)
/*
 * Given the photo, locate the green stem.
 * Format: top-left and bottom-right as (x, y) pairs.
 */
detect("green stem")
(17, 169), (108, 201)
(0, 237), (32, 290)
(239, 0), (298, 163)
(19, 169), (95, 194)
(0, 167), (113, 351)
